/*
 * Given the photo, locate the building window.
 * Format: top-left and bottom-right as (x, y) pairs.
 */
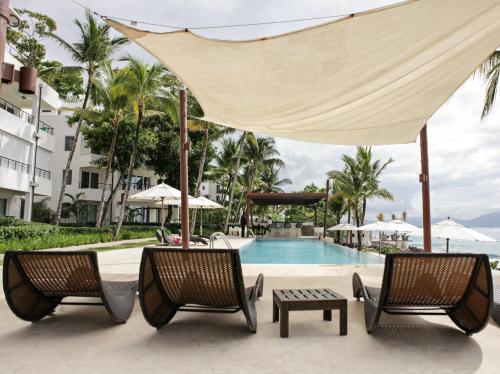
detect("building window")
(80, 171), (89, 188)
(64, 136), (75, 151)
(63, 169), (72, 186)
(20, 199), (25, 219)
(0, 198), (7, 216)
(80, 171), (99, 189)
(61, 203), (71, 219)
(90, 172), (99, 189)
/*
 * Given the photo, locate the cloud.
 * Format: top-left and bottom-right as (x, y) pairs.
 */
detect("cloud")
(13, 0), (500, 221)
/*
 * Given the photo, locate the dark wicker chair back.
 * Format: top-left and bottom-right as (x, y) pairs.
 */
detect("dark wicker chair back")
(7, 252), (100, 298)
(139, 247), (264, 332)
(3, 251), (138, 323)
(384, 255), (482, 308)
(353, 253), (493, 335)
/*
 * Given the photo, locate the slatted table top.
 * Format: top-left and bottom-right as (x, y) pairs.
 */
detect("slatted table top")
(273, 288), (346, 304)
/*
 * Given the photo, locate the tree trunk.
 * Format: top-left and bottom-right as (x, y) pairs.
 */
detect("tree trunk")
(100, 175), (121, 226)
(190, 124), (209, 234)
(361, 197), (367, 226)
(223, 131), (246, 233)
(113, 103), (143, 241)
(96, 114), (121, 227)
(234, 192), (244, 222)
(53, 80), (92, 225)
(355, 208), (362, 250)
(165, 205), (173, 224)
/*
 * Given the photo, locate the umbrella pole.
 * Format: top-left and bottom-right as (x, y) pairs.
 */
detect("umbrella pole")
(161, 197), (164, 243)
(179, 87), (190, 249)
(419, 124), (432, 252)
(446, 238), (449, 254)
(378, 230), (381, 256)
(200, 208), (203, 236)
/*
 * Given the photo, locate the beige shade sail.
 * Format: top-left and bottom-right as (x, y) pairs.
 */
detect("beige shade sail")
(106, 0), (500, 145)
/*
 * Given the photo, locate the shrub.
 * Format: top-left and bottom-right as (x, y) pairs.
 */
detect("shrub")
(0, 221), (157, 253)
(0, 217), (30, 226)
(0, 223), (59, 240)
(379, 246), (398, 255)
(491, 260), (498, 270)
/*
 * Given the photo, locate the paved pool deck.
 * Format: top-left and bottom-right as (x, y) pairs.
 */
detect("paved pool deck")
(0, 239), (499, 373)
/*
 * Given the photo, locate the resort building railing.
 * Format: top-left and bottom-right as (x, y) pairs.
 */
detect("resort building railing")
(0, 97), (54, 135)
(0, 155), (51, 180)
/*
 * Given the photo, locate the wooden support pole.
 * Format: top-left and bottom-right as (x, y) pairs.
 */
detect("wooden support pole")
(0, 1), (11, 94)
(179, 88), (190, 249)
(419, 124), (432, 252)
(323, 179), (330, 238)
(314, 204), (318, 227)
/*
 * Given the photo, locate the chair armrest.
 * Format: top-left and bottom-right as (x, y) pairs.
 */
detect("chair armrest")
(249, 273), (264, 301)
(353, 272), (368, 300)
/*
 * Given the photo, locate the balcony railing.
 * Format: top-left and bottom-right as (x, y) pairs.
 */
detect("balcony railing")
(35, 167), (51, 180)
(0, 155), (30, 174)
(0, 155), (51, 180)
(0, 97), (54, 135)
(79, 182), (112, 190)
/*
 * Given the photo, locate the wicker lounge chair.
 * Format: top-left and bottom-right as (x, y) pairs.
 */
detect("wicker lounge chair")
(160, 229), (208, 246)
(3, 251), (138, 323)
(139, 247), (264, 332)
(353, 253), (493, 335)
(493, 287), (500, 325)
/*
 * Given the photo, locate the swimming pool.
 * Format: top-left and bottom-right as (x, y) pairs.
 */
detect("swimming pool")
(239, 239), (384, 264)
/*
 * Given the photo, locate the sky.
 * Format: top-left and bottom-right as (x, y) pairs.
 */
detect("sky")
(11, 0), (500, 222)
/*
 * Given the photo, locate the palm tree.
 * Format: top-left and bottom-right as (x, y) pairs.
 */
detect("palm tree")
(329, 147), (393, 248)
(258, 164), (292, 193)
(211, 137), (239, 203)
(243, 135), (284, 196)
(376, 212), (385, 222)
(329, 191), (348, 243)
(50, 11), (128, 225)
(84, 64), (132, 227)
(64, 192), (86, 225)
(356, 147), (394, 225)
(476, 50), (500, 119)
(113, 57), (167, 240)
(223, 131), (248, 233)
(189, 117), (233, 234)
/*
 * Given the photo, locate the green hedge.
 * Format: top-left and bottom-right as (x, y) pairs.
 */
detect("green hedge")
(0, 217), (31, 227)
(0, 221), (157, 253)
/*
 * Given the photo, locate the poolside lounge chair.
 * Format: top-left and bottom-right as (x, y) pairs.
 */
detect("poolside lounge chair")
(353, 253), (493, 335)
(160, 229), (208, 246)
(155, 229), (164, 243)
(139, 247), (264, 332)
(493, 287), (500, 325)
(3, 251), (138, 323)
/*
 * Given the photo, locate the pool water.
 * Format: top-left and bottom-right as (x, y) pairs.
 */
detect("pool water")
(239, 239), (383, 264)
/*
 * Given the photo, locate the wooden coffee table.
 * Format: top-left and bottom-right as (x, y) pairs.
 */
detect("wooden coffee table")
(272, 288), (347, 338)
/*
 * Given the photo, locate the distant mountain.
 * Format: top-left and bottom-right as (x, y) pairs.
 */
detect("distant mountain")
(404, 212), (500, 227)
(459, 211), (500, 227)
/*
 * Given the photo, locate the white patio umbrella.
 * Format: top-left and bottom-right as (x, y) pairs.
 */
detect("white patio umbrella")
(189, 196), (223, 235)
(384, 219), (419, 232)
(327, 223), (358, 245)
(327, 223), (359, 231)
(358, 221), (392, 250)
(130, 183), (181, 229)
(383, 220), (419, 248)
(412, 218), (495, 253)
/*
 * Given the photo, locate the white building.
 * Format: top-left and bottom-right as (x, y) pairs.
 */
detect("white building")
(41, 111), (168, 225)
(0, 50), (173, 225)
(199, 180), (227, 204)
(0, 52), (59, 220)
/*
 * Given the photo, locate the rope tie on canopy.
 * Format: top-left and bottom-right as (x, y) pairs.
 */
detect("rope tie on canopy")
(70, 0), (363, 31)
